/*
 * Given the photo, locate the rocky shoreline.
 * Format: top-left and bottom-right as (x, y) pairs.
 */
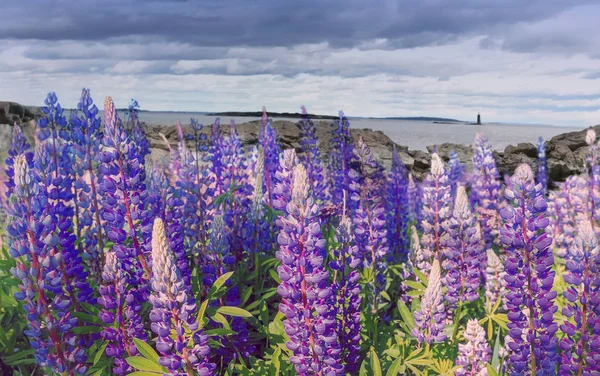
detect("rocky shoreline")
(1, 101), (597, 185)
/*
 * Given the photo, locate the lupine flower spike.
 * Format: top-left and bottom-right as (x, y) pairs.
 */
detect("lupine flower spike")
(500, 164), (558, 374)
(412, 259), (447, 344)
(276, 165), (342, 375)
(456, 319), (491, 376)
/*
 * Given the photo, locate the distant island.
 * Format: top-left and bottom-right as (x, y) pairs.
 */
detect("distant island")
(207, 111), (338, 120)
(379, 116), (462, 122)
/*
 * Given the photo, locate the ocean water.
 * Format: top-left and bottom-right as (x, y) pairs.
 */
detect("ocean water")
(123, 111), (579, 152)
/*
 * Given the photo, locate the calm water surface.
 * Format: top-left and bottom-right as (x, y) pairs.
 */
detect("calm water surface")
(116, 111), (580, 152)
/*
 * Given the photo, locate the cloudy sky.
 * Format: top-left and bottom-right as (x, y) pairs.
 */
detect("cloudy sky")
(1, 0), (599, 126)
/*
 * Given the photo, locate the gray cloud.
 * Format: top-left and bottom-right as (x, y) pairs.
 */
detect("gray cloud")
(1, 0), (595, 50)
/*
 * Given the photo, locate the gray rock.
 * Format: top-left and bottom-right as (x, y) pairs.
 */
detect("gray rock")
(2, 100), (599, 187)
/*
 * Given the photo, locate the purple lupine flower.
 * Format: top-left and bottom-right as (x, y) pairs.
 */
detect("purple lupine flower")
(471, 133), (503, 250)
(97, 97), (151, 367)
(209, 118), (226, 194)
(559, 220), (600, 374)
(329, 215), (362, 372)
(500, 164), (558, 375)
(71, 88), (105, 277)
(217, 120), (252, 263)
(442, 185), (482, 309)
(179, 119), (213, 261)
(243, 151), (274, 257)
(350, 137), (388, 311)
(4, 124), (33, 199)
(485, 249), (507, 311)
(536, 137), (548, 195)
(8, 154), (85, 374)
(412, 259), (447, 344)
(386, 145), (410, 263)
(98, 251), (142, 375)
(273, 149), (299, 214)
(548, 176), (588, 259)
(128, 99), (151, 163)
(259, 107), (281, 207)
(420, 153), (452, 274)
(299, 105), (329, 203)
(149, 164), (192, 287)
(456, 319), (491, 376)
(149, 218), (215, 375)
(36, 92), (94, 309)
(203, 215), (254, 362)
(277, 165), (343, 375)
(99, 96), (152, 278)
(407, 173), (423, 226)
(448, 149), (465, 199)
(329, 111), (355, 213)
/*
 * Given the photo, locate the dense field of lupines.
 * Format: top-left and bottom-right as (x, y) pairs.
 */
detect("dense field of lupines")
(0, 89), (599, 376)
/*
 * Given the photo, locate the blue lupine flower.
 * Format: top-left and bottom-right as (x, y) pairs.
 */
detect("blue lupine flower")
(471, 133), (503, 250)
(277, 165), (343, 375)
(299, 105), (329, 203)
(349, 137), (388, 310)
(536, 137), (548, 195)
(259, 107), (281, 207)
(559, 220), (600, 374)
(329, 111), (355, 213)
(441, 185), (482, 310)
(420, 153), (452, 273)
(8, 154), (85, 374)
(407, 173), (423, 226)
(149, 218), (215, 375)
(386, 145), (410, 263)
(329, 215), (362, 372)
(500, 164), (558, 375)
(71, 88), (105, 277)
(448, 149), (464, 199)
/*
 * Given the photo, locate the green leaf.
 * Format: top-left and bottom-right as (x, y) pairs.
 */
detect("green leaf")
(370, 348), (382, 376)
(272, 347), (281, 375)
(72, 311), (103, 325)
(269, 269), (281, 284)
(127, 372), (163, 376)
(397, 300), (416, 330)
(211, 312), (232, 330)
(198, 298), (209, 319)
(491, 326), (501, 370)
(204, 328), (236, 336)
(126, 357), (167, 373)
(133, 338), (160, 364)
(71, 326), (102, 334)
(208, 271), (234, 300)
(404, 280), (425, 290)
(217, 306), (254, 318)
(93, 342), (108, 365)
(486, 364), (499, 376)
(413, 269), (428, 284)
(385, 357), (403, 376)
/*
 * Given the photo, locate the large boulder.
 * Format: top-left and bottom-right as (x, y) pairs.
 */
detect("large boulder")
(0, 102), (42, 125)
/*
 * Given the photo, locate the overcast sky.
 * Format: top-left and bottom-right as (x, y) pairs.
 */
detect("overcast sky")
(1, 0), (599, 126)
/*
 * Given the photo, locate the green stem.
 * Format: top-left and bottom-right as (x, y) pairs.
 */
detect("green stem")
(451, 301), (463, 342)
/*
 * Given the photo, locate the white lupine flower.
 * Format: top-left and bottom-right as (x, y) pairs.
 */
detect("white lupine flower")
(586, 129), (596, 146)
(456, 319), (491, 376)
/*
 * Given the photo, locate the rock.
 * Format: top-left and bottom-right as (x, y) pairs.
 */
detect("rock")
(0, 102), (42, 125)
(1, 100), (599, 187)
(504, 143), (537, 158)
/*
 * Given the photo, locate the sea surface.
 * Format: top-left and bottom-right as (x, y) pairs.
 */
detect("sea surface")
(119, 111), (580, 152)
